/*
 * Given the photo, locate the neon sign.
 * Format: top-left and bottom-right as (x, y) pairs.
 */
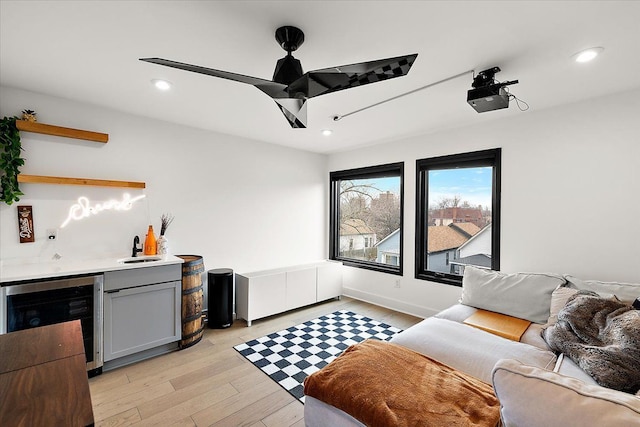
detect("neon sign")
(60, 194), (146, 228)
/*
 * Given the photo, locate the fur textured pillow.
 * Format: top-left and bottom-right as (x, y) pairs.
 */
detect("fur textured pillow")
(543, 291), (640, 394)
(545, 286), (615, 327)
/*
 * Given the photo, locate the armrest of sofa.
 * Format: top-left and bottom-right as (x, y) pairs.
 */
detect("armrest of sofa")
(492, 359), (640, 427)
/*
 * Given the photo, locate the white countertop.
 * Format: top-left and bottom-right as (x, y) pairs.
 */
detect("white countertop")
(0, 255), (184, 284)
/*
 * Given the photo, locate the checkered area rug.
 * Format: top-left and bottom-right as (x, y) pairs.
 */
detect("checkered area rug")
(233, 310), (402, 403)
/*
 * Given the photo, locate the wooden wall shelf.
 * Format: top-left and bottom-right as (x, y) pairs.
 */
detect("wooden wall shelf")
(18, 174), (145, 189)
(13, 121), (142, 190)
(16, 120), (109, 143)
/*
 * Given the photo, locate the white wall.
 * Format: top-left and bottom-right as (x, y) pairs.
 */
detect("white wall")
(3, 86), (639, 320)
(329, 88), (640, 318)
(0, 87), (327, 281)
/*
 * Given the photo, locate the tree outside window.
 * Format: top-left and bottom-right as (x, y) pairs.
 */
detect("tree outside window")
(330, 163), (403, 275)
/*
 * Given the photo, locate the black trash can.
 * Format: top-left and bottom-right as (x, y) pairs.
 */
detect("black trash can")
(207, 268), (234, 328)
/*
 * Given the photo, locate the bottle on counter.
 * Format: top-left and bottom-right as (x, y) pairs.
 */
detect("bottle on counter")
(144, 225), (157, 255)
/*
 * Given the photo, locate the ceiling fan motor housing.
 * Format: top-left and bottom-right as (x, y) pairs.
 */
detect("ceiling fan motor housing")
(275, 26), (305, 52)
(273, 55), (303, 86)
(273, 26), (305, 85)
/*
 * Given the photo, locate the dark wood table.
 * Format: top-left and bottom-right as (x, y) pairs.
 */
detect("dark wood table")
(0, 320), (94, 427)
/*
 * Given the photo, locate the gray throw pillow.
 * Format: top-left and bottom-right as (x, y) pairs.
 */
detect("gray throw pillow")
(461, 266), (565, 324)
(564, 275), (639, 304)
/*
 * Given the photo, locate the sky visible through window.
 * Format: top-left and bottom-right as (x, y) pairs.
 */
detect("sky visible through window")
(429, 167), (492, 208)
(357, 176), (400, 196)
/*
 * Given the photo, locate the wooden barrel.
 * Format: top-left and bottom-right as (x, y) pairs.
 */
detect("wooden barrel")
(177, 255), (205, 349)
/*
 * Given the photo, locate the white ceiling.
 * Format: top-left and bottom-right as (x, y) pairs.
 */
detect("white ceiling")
(2, 1), (640, 154)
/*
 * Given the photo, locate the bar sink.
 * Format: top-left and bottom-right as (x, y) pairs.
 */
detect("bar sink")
(117, 256), (162, 264)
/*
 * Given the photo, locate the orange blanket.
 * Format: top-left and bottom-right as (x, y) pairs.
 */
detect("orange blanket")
(304, 340), (500, 427)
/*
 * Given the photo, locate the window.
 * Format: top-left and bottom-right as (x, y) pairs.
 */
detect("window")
(330, 163), (403, 275)
(415, 149), (501, 286)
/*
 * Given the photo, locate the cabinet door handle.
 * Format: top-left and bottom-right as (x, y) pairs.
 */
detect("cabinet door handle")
(105, 290), (120, 294)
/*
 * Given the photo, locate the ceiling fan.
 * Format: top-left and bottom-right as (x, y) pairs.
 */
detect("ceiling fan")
(140, 26), (418, 128)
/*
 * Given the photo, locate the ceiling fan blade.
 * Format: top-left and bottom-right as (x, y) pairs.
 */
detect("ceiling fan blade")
(274, 98), (308, 128)
(139, 57), (288, 98)
(287, 53), (418, 98)
(312, 54), (418, 75)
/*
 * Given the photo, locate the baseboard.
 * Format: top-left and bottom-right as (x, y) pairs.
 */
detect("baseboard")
(342, 287), (440, 319)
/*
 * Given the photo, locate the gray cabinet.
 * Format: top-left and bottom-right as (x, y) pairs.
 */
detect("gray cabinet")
(103, 264), (181, 368)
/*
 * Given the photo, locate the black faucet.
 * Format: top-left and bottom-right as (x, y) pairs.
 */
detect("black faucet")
(132, 235), (142, 257)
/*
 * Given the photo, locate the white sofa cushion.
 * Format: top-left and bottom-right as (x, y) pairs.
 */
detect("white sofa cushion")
(564, 275), (639, 303)
(435, 303), (549, 350)
(390, 317), (556, 383)
(304, 396), (365, 427)
(435, 304), (598, 383)
(555, 356), (599, 385)
(492, 359), (640, 427)
(433, 302), (478, 323)
(460, 266), (566, 324)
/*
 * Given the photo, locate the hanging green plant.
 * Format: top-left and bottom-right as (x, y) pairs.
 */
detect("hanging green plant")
(0, 116), (25, 205)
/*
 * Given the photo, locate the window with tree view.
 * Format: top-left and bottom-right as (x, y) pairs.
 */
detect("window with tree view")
(330, 163), (403, 275)
(416, 149), (500, 286)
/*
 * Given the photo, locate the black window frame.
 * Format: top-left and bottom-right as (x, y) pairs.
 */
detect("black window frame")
(330, 162), (404, 276)
(415, 149), (501, 286)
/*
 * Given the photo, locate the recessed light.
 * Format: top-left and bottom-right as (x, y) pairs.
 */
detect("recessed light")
(322, 129), (333, 136)
(151, 79), (172, 91)
(573, 47), (604, 63)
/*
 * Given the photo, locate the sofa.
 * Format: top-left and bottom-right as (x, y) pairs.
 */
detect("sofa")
(303, 267), (640, 426)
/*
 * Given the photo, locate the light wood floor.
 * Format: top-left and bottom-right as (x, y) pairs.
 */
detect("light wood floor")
(89, 297), (422, 427)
